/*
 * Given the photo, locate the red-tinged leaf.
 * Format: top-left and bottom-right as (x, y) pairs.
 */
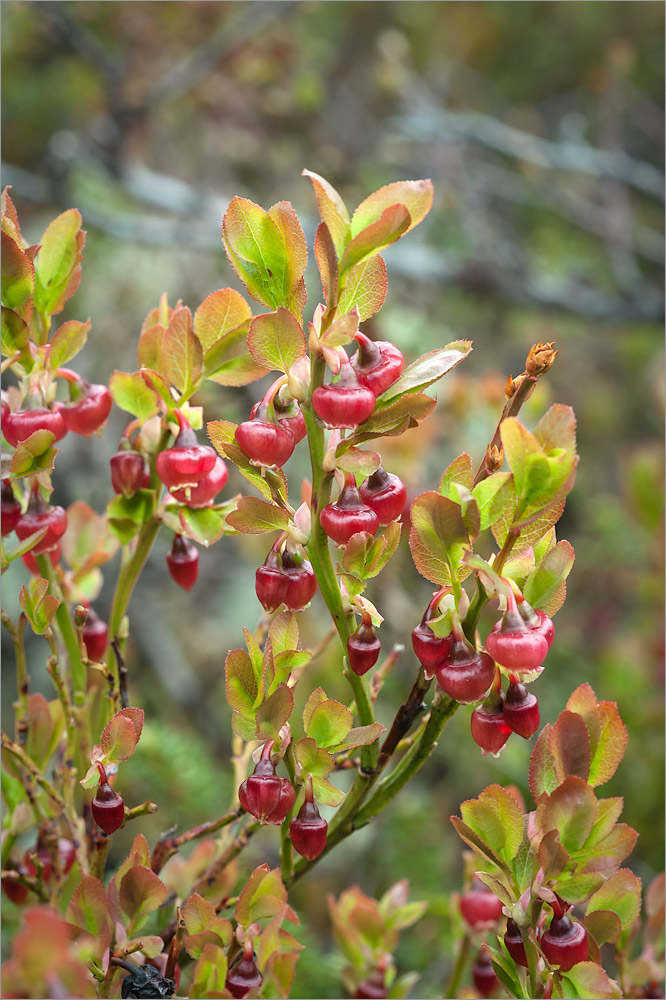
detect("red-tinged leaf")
(537, 776), (598, 853)
(583, 797), (624, 847)
(117, 707), (143, 744)
(194, 287), (253, 353)
(137, 324), (162, 370)
(185, 925), (233, 960)
(110, 370), (160, 422)
(268, 201), (308, 318)
(112, 834), (152, 894)
(533, 403), (577, 461)
(100, 711), (139, 763)
(294, 736), (335, 778)
(549, 711), (590, 784)
(203, 325), (269, 386)
(449, 816), (511, 874)
(9, 428), (58, 479)
(120, 865), (167, 932)
(1, 230), (34, 320)
(183, 892), (217, 934)
(159, 306), (202, 392)
(439, 452), (474, 497)
(61, 500), (118, 573)
(306, 699), (354, 749)
(340, 204), (411, 274)
(302, 169), (351, 257)
(25, 692), (60, 769)
(302, 689), (327, 732)
(336, 446), (381, 477)
(538, 828), (570, 882)
(255, 682), (293, 740)
(348, 393), (437, 445)
(576, 824), (638, 873)
(554, 870), (606, 906)
(500, 417), (548, 502)
(247, 308), (306, 374)
(222, 196), (290, 309)
(268, 611), (300, 657)
(225, 496), (289, 536)
(459, 785), (524, 865)
(587, 869), (641, 932)
(19, 575), (60, 634)
(474, 871), (514, 909)
(588, 701), (628, 787)
(332, 723), (385, 752)
(1, 187), (22, 240)
(235, 864), (295, 929)
(524, 540), (575, 613)
(559, 962), (617, 999)
(312, 774), (345, 807)
(225, 649), (258, 714)
(351, 179), (433, 237)
(66, 875), (111, 939)
(409, 491), (469, 585)
(314, 222), (339, 304)
(34, 208), (85, 315)
(1, 306), (30, 364)
(584, 909), (623, 947)
(320, 308), (360, 348)
(380, 342), (472, 404)
(47, 318), (90, 371)
(337, 254), (387, 321)
(491, 485), (566, 555)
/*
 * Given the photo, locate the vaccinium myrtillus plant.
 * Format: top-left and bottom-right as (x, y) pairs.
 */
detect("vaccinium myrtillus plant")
(1, 176), (663, 1000)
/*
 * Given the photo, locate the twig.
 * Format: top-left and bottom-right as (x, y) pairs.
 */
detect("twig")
(150, 809), (241, 875)
(191, 820), (260, 896)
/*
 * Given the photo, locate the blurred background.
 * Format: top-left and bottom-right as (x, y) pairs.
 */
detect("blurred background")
(2, 2), (664, 996)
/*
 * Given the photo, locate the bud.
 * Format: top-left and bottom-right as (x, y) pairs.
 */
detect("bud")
(504, 375), (517, 399)
(525, 341), (558, 376)
(485, 444), (503, 473)
(74, 605), (89, 629)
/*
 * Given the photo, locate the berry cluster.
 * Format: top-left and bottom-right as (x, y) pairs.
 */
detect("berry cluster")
(255, 539), (317, 613)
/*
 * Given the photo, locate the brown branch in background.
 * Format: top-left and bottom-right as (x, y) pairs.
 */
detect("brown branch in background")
(111, 636), (129, 709)
(151, 810), (242, 875)
(165, 908), (185, 983)
(375, 667), (432, 772)
(191, 820), (260, 897)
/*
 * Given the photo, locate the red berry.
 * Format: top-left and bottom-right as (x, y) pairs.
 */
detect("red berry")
(460, 883), (504, 929)
(354, 972), (387, 999)
(110, 449), (146, 497)
(60, 382), (112, 437)
(435, 634), (494, 704)
(503, 678), (540, 739)
(166, 534), (199, 591)
(273, 398), (307, 444)
(411, 590), (453, 675)
(517, 597), (555, 650)
(15, 489), (68, 553)
(347, 616), (381, 675)
(320, 474), (379, 545)
(290, 783), (327, 860)
(170, 455), (228, 506)
(239, 743), (283, 822)
(156, 414), (216, 489)
(3, 405), (67, 448)
(1, 479), (20, 535)
(235, 416), (294, 467)
(359, 466), (407, 524)
(22, 544), (60, 576)
(351, 331), (404, 397)
(471, 690), (512, 755)
(472, 949), (499, 998)
(540, 914), (588, 971)
(2, 873), (28, 905)
(312, 359), (376, 428)
(24, 839), (76, 883)
(264, 778), (296, 825)
(91, 779), (125, 835)
(281, 549), (317, 610)
(225, 948), (263, 1000)
(504, 918), (528, 967)
(485, 591), (548, 676)
(255, 562), (289, 613)
(81, 607), (109, 662)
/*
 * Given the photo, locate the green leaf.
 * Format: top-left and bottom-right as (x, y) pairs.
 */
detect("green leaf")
(314, 222), (339, 304)
(190, 943), (228, 998)
(194, 287), (252, 353)
(472, 473), (513, 530)
(340, 204), (411, 274)
(183, 892), (216, 934)
(335, 447), (381, 477)
(537, 776), (598, 853)
(500, 417), (549, 505)
(9, 429), (58, 478)
(302, 169), (351, 257)
(160, 306), (202, 392)
(60, 500), (118, 574)
(558, 962), (617, 999)
(306, 700), (354, 749)
(583, 797), (623, 848)
(47, 319), (90, 371)
(235, 864), (295, 930)
(565, 686), (628, 787)
(363, 521), (402, 579)
(225, 649), (258, 715)
(267, 201), (308, 318)
(106, 490), (157, 544)
(176, 504), (228, 546)
(1, 231), (34, 318)
(247, 308), (306, 374)
(379, 342), (472, 403)
(294, 736), (335, 778)
(511, 834), (536, 893)
(409, 491), (469, 585)
(119, 865), (167, 934)
(268, 612), (300, 658)
(332, 722), (385, 753)
(586, 869), (641, 932)
(255, 683), (294, 740)
(449, 816), (511, 874)
(25, 693), (60, 769)
(346, 393), (437, 445)
(33, 209), (84, 315)
(524, 540), (575, 613)
(109, 371), (160, 422)
(66, 875), (111, 939)
(337, 254), (387, 321)
(459, 784), (524, 865)
(439, 452), (474, 497)
(222, 197), (291, 309)
(1, 307), (31, 367)
(351, 179), (434, 237)
(19, 577), (59, 634)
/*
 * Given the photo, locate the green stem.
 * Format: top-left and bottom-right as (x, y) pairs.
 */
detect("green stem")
(36, 555), (86, 704)
(445, 933), (471, 999)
